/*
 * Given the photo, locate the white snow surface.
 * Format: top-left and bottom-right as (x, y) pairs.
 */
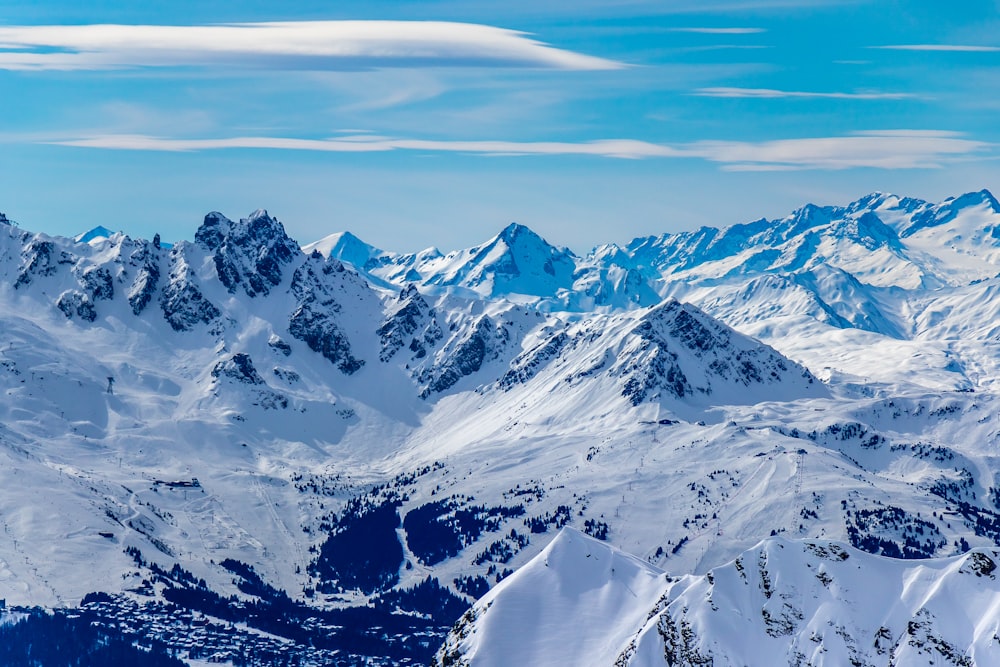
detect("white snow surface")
(440, 528), (1000, 667)
(440, 528), (671, 667)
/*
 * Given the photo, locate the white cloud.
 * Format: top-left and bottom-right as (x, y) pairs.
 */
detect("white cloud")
(851, 129), (965, 138)
(44, 129), (990, 169)
(874, 44), (1000, 53)
(0, 21), (623, 72)
(49, 134), (682, 159)
(694, 87), (915, 100)
(668, 27), (765, 34)
(690, 131), (990, 169)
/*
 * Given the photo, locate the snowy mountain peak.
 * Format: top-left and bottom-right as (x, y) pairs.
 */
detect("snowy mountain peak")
(194, 211), (232, 250)
(73, 225), (117, 244)
(589, 242), (634, 267)
(488, 221), (571, 259)
(308, 189), (1000, 315)
(949, 188), (1000, 213)
(830, 211), (903, 251)
(901, 188), (1000, 237)
(770, 202), (836, 244)
(247, 207), (273, 222)
(303, 230), (383, 270)
(9, 196), (1000, 664)
(496, 221), (537, 244)
(416, 221), (578, 299)
(845, 191), (928, 217)
(195, 209), (301, 297)
(615, 299), (820, 407)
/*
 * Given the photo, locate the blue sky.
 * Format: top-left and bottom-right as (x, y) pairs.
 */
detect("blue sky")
(1, 0), (998, 252)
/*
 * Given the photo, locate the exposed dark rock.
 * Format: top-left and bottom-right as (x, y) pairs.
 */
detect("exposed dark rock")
(14, 239), (75, 289)
(289, 303), (364, 375)
(211, 353), (264, 385)
(378, 284), (442, 362)
(500, 331), (568, 390)
(964, 552), (998, 578)
(56, 291), (97, 322)
(272, 367), (300, 383)
(195, 210), (300, 298)
(159, 249), (221, 331)
(617, 300), (810, 405)
(658, 300), (726, 354)
(419, 316), (502, 398)
(79, 266), (114, 301)
(620, 344), (691, 405)
(127, 243), (160, 316)
(211, 353), (289, 408)
(286, 262), (365, 375)
(267, 334), (292, 356)
(252, 391), (288, 410)
(194, 212), (228, 251)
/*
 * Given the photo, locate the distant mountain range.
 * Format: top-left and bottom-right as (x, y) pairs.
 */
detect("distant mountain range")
(1, 190), (999, 665)
(310, 188), (1000, 307)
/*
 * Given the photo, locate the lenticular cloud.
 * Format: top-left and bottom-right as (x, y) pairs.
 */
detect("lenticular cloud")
(0, 21), (624, 71)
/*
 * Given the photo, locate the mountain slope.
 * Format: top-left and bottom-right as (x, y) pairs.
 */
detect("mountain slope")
(438, 528), (1000, 667)
(304, 190), (1000, 394)
(434, 528), (671, 667)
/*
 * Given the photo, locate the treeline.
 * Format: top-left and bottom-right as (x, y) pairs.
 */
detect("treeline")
(0, 610), (186, 667)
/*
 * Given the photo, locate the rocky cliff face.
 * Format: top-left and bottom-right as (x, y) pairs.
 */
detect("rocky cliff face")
(196, 209), (300, 298)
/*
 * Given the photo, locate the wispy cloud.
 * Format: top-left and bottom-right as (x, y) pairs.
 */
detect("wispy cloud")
(694, 87), (916, 100)
(44, 129), (989, 169)
(49, 134), (682, 159)
(668, 27), (765, 34)
(0, 21), (623, 72)
(693, 130), (989, 170)
(874, 44), (1000, 53)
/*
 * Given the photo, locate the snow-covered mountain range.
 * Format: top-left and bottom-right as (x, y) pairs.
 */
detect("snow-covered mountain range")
(311, 189), (1000, 389)
(1, 190), (1000, 665)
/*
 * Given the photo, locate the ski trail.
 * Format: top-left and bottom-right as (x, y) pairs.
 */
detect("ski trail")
(251, 473), (305, 574)
(690, 454), (781, 572)
(1, 516), (63, 606)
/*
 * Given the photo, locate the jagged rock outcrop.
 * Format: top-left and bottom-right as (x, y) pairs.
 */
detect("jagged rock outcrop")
(56, 290), (96, 322)
(125, 241), (161, 316)
(377, 284), (442, 362)
(613, 300), (814, 405)
(78, 266), (114, 301)
(211, 352), (288, 409)
(268, 334), (292, 356)
(499, 331), (569, 390)
(160, 245), (221, 331)
(196, 209), (300, 298)
(287, 258), (364, 375)
(211, 353), (265, 385)
(14, 239), (75, 289)
(418, 315), (508, 398)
